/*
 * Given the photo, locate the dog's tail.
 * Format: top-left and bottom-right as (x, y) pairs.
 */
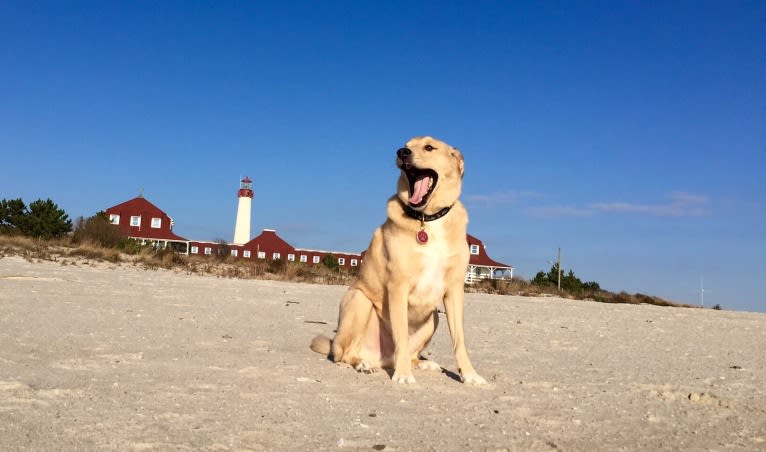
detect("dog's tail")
(310, 334), (332, 357)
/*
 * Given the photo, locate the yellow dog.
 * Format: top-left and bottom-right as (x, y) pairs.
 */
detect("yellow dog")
(311, 136), (486, 385)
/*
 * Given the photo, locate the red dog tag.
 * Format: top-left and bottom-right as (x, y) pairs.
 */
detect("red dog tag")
(416, 229), (428, 244)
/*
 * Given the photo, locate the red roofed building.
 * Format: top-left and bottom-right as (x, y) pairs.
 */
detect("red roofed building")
(105, 192), (513, 281)
(185, 229), (363, 268)
(466, 234), (514, 283)
(105, 196), (189, 252)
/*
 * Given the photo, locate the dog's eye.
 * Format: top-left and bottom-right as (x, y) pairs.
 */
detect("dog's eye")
(424, 144), (435, 152)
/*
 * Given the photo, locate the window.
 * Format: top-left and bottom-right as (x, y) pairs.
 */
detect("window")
(151, 217), (161, 229)
(338, 258), (345, 266)
(350, 259), (358, 267)
(258, 251), (266, 259)
(312, 256), (320, 264)
(300, 255), (308, 263)
(272, 252), (281, 260)
(287, 254), (295, 262)
(191, 246), (199, 254)
(470, 244), (480, 255)
(243, 250), (251, 258)
(204, 247), (212, 255)
(130, 215), (141, 227)
(231, 249), (238, 257)
(109, 214), (120, 225)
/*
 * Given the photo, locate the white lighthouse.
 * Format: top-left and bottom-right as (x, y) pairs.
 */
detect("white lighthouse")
(233, 176), (254, 245)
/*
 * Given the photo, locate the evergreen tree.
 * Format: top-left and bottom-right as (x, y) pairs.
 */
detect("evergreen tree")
(532, 270), (549, 285)
(21, 198), (72, 239)
(582, 281), (601, 291)
(322, 254), (339, 270)
(533, 262), (601, 295)
(0, 198), (27, 235)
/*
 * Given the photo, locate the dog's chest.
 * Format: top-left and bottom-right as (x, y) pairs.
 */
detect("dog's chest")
(410, 227), (452, 306)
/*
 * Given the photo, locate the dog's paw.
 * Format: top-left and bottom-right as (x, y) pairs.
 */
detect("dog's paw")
(354, 361), (377, 374)
(461, 372), (488, 385)
(391, 372), (416, 384)
(417, 360), (442, 371)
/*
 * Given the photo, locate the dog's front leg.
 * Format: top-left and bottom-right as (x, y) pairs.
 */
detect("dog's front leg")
(387, 284), (415, 384)
(443, 286), (487, 385)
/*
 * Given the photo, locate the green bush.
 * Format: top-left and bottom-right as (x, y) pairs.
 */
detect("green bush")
(322, 254), (339, 271)
(117, 237), (143, 254)
(267, 258), (285, 273)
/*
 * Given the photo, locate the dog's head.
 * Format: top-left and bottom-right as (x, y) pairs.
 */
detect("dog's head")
(395, 136), (465, 213)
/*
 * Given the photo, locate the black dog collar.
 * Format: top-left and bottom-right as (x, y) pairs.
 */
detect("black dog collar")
(401, 202), (453, 222)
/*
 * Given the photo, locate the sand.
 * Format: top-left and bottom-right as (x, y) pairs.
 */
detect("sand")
(0, 255), (764, 451)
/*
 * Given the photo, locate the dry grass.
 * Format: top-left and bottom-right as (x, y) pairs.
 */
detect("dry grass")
(466, 276), (696, 309)
(66, 242), (122, 263)
(0, 235), (62, 262)
(1, 235), (694, 307)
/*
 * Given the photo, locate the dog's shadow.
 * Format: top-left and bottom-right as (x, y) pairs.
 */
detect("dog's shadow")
(324, 352), (463, 383)
(439, 367), (462, 383)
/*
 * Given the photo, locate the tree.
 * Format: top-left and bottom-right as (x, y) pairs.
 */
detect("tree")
(0, 198), (27, 235)
(214, 239), (230, 260)
(532, 270), (549, 286)
(72, 211), (126, 247)
(22, 199), (72, 239)
(533, 263), (600, 296)
(582, 281), (601, 292)
(561, 269), (583, 293)
(322, 254), (339, 271)
(533, 264), (563, 287)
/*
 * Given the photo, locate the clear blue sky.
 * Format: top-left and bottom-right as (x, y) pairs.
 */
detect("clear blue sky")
(1, 2), (764, 312)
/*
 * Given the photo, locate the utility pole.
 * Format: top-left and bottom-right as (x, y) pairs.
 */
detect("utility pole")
(547, 248), (563, 292)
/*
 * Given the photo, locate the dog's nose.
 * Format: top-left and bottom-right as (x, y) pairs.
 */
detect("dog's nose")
(397, 147), (411, 159)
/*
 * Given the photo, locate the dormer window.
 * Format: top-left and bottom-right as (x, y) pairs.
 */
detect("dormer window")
(470, 244), (480, 255)
(109, 214), (120, 225)
(151, 217), (161, 228)
(130, 216), (141, 227)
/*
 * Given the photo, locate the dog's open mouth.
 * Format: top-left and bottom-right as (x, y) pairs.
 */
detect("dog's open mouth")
(404, 167), (438, 207)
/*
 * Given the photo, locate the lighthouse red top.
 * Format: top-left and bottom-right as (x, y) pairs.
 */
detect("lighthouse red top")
(238, 176), (254, 198)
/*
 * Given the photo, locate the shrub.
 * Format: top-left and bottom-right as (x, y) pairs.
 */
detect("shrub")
(72, 212), (126, 247)
(583, 281), (601, 291)
(117, 237), (143, 254)
(267, 258), (285, 274)
(322, 254), (339, 271)
(214, 239), (230, 260)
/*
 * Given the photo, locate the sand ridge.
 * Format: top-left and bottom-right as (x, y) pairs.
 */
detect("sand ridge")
(1, 255), (765, 450)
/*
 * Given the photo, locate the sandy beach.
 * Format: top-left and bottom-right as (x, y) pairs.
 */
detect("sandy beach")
(0, 255), (764, 451)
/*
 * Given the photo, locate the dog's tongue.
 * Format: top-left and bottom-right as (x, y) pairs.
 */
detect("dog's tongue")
(410, 175), (432, 205)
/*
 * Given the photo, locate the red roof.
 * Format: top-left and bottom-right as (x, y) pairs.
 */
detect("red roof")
(467, 234), (512, 268)
(243, 229), (296, 255)
(105, 196), (188, 241)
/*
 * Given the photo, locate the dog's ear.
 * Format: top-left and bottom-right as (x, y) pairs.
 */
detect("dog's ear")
(451, 147), (465, 178)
